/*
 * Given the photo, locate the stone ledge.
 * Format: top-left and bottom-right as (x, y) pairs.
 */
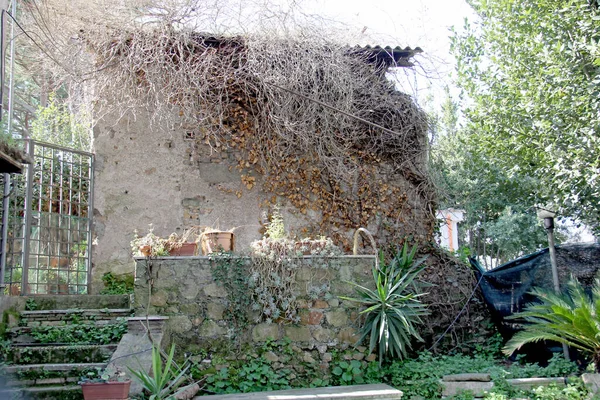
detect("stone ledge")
(195, 384), (403, 399)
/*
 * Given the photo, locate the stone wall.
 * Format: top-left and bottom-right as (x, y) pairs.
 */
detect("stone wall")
(91, 110), (433, 293)
(133, 255), (375, 356)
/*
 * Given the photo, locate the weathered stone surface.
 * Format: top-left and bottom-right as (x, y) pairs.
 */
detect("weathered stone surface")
(252, 323), (280, 342)
(307, 311), (323, 325)
(337, 327), (359, 344)
(180, 283), (200, 300)
(204, 283), (227, 298)
(284, 326), (312, 342)
(150, 291), (168, 307)
(179, 303), (201, 315)
(133, 257), (376, 355)
(312, 327), (334, 342)
(582, 373), (600, 394)
(207, 303), (226, 320)
(169, 315), (193, 334)
(327, 298), (340, 308)
(303, 352), (316, 363)
(312, 300), (328, 309)
(325, 309), (348, 327)
(264, 351), (279, 363)
(441, 381), (494, 397)
(443, 373), (491, 382)
(506, 377), (565, 390)
(199, 320), (226, 337)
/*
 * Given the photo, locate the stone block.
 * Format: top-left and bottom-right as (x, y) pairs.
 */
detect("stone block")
(169, 315), (193, 334)
(264, 351), (279, 363)
(312, 300), (328, 309)
(151, 291), (168, 307)
(506, 377), (565, 390)
(327, 298), (340, 308)
(180, 283), (200, 300)
(284, 326), (312, 342)
(337, 327), (359, 344)
(312, 327), (334, 342)
(307, 311), (324, 325)
(325, 309), (348, 327)
(441, 381), (494, 397)
(179, 303), (201, 315)
(582, 373), (600, 394)
(191, 267), (212, 283)
(443, 373), (491, 382)
(252, 323), (280, 342)
(204, 283), (227, 298)
(199, 320), (226, 337)
(207, 303), (226, 320)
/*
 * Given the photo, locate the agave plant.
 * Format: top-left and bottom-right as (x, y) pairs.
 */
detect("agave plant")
(503, 277), (600, 371)
(128, 344), (189, 400)
(342, 244), (429, 363)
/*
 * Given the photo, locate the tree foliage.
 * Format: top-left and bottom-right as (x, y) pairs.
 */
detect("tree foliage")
(451, 0), (600, 232)
(430, 90), (552, 269)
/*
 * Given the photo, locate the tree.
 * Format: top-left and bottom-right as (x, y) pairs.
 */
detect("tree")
(430, 90), (552, 269)
(504, 278), (600, 372)
(451, 0), (600, 232)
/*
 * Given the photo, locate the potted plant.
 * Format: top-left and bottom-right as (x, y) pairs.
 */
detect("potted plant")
(165, 226), (202, 256)
(199, 228), (235, 255)
(131, 225), (169, 257)
(79, 367), (131, 400)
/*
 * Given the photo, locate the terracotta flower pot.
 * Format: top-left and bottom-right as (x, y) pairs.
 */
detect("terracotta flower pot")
(81, 381), (131, 400)
(169, 242), (197, 256)
(200, 231), (235, 255)
(139, 245), (152, 257)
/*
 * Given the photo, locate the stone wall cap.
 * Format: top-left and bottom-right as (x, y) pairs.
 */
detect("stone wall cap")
(443, 373), (491, 382)
(128, 316), (169, 321)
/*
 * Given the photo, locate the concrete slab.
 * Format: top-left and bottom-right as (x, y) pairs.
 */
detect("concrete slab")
(195, 384), (403, 399)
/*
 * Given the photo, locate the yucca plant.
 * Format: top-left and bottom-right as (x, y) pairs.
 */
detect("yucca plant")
(128, 344), (189, 400)
(503, 277), (600, 371)
(342, 244), (429, 363)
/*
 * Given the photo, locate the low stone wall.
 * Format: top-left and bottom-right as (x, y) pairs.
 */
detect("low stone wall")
(133, 255), (375, 355)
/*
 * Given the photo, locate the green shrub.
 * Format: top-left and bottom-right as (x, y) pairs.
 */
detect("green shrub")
(100, 272), (134, 295)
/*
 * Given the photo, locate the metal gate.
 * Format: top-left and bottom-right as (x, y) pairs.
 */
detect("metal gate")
(0, 139), (94, 295)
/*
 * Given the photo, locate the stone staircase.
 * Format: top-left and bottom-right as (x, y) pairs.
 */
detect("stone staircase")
(0, 294), (131, 399)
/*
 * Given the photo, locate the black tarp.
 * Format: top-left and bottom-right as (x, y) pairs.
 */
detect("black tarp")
(471, 243), (600, 338)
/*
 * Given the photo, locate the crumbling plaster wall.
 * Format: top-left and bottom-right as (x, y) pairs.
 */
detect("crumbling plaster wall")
(91, 112), (264, 292)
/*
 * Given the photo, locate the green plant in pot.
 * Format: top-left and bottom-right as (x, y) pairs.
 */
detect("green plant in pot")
(79, 367), (131, 400)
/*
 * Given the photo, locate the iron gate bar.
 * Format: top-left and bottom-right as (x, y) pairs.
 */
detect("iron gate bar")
(0, 139), (94, 295)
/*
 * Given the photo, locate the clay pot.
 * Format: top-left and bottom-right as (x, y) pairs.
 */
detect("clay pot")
(139, 245), (152, 257)
(81, 381), (131, 400)
(200, 232), (235, 255)
(169, 242), (197, 256)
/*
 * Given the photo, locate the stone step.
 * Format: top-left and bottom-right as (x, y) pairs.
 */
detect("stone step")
(8, 344), (117, 365)
(23, 294), (130, 310)
(0, 384), (83, 400)
(196, 384), (404, 399)
(1, 362), (106, 387)
(20, 308), (133, 326)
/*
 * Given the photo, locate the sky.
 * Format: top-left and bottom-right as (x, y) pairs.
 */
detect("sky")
(301, 0), (477, 103)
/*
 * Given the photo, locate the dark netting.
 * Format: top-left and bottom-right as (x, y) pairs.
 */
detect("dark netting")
(471, 243), (600, 338)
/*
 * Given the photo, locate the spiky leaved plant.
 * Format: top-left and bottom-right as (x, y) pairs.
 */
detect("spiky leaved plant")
(504, 277), (600, 371)
(342, 244), (429, 363)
